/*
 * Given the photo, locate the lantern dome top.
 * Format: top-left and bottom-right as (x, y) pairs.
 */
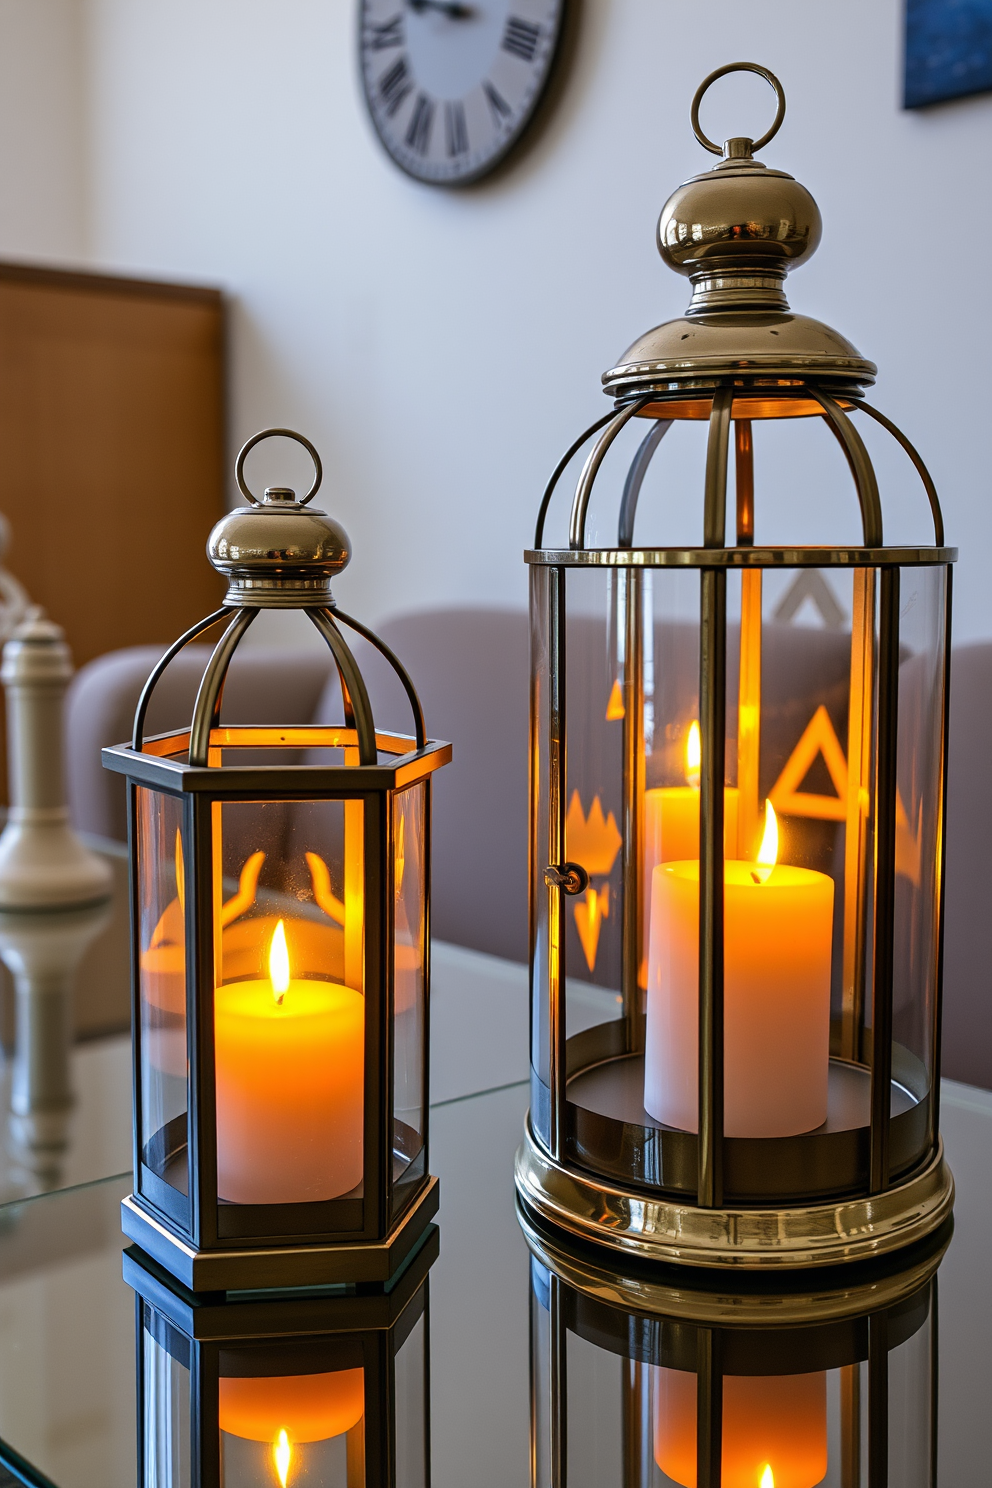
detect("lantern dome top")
(207, 428), (350, 608)
(604, 63), (877, 402)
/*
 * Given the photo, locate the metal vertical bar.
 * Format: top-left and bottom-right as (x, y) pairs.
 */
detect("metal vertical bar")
(549, 1273), (567, 1488)
(931, 569), (953, 1149)
(127, 783), (143, 1193)
(621, 1360), (652, 1488)
(842, 567), (877, 1064)
(548, 568), (567, 1162)
(622, 566), (645, 1046)
(840, 1361), (862, 1488)
(696, 1328), (722, 1488)
(870, 568), (900, 1193)
(736, 419), (761, 859)
(699, 568), (727, 1209)
(529, 1286), (540, 1488)
(867, 1311), (889, 1488)
(698, 388), (732, 1211)
(189, 792), (218, 1251)
(365, 792), (387, 1240)
(929, 1275), (939, 1488)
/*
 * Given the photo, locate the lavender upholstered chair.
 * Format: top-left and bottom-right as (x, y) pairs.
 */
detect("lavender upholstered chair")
(65, 616), (992, 1089)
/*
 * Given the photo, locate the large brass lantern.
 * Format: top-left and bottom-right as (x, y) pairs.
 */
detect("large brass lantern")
(515, 65), (955, 1268)
(104, 429), (450, 1290)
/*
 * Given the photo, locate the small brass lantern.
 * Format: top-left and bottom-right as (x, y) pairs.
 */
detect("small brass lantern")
(515, 65), (955, 1268)
(105, 429), (450, 1290)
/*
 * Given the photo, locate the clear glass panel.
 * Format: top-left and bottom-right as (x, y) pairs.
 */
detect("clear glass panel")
(394, 1310), (428, 1488)
(137, 787), (188, 1202)
(141, 1310), (191, 1488)
(218, 1361), (365, 1487)
(893, 565), (947, 1114)
(530, 565), (552, 1144)
(214, 799), (365, 1208)
(887, 1297), (934, 1488)
(391, 783), (427, 1222)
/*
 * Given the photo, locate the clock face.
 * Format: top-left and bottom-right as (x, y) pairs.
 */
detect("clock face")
(359, 0), (567, 186)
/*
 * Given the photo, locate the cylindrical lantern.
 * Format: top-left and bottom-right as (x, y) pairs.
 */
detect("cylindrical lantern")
(105, 429), (450, 1290)
(514, 65), (955, 1268)
(126, 1222), (435, 1488)
(522, 1203), (945, 1488)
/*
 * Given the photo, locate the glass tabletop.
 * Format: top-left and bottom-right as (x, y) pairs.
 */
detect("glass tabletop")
(0, 846), (987, 1486)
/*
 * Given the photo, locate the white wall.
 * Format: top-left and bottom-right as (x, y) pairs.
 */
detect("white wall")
(0, 0), (88, 263)
(5, 0), (992, 639)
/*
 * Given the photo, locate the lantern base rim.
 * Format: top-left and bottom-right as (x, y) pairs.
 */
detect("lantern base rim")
(515, 1120), (953, 1271)
(121, 1176), (439, 1293)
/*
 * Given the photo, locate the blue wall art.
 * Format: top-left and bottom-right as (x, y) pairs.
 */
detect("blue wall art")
(905, 0), (992, 107)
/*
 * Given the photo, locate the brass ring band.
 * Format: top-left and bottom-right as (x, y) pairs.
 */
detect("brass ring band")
(515, 1118), (954, 1271)
(235, 427), (323, 507)
(690, 62), (786, 157)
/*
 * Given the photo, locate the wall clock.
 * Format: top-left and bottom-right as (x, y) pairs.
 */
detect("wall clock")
(359, 0), (568, 186)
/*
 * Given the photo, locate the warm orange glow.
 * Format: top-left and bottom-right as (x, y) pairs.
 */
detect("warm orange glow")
(269, 920), (290, 1005)
(685, 721), (701, 789)
(574, 884), (609, 972)
(565, 791), (622, 878)
(220, 850), (266, 928)
(395, 812), (406, 897)
(760, 1467), (774, 1488)
(274, 1429), (291, 1488)
(605, 678), (625, 720)
(306, 851), (346, 925)
(175, 829), (185, 913)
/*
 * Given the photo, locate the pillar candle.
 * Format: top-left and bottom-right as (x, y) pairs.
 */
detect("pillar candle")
(653, 1366), (828, 1488)
(214, 920), (364, 1204)
(644, 810), (833, 1138)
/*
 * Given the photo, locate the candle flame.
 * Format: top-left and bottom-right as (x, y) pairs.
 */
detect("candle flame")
(759, 1466), (774, 1488)
(685, 721), (701, 790)
(752, 801), (778, 884)
(269, 920), (290, 1006)
(274, 1427), (292, 1488)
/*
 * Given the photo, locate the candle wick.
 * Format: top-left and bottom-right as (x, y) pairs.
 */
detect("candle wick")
(751, 869), (761, 884)
(274, 990), (285, 1006)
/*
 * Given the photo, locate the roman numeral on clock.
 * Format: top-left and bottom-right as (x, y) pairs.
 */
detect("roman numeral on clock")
(405, 93), (436, 156)
(378, 56), (413, 116)
(502, 15), (541, 63)
(368, 13), (404, 50)
(483, 80), (512, 126)
(445, 100), (469, 157)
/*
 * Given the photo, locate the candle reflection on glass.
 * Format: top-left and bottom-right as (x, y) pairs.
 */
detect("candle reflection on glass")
(218, 1366), (365, 1487)
(653, 1365), (827, 1488)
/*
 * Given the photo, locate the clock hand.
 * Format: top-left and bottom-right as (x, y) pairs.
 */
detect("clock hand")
(407, 0), (475, 17)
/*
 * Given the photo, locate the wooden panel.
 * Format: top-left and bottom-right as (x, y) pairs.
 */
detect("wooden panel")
(0, 261), (226, 660)
(0, 260), (227, 801)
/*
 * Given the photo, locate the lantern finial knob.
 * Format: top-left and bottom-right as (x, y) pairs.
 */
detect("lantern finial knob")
(657, 64), (821, 312)
(207, 429), (350, 608)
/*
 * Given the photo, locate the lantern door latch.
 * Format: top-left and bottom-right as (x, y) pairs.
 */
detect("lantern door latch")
(544, 862), (589, 895)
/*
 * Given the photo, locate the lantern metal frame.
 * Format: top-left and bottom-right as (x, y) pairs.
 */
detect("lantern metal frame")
(105, 429), (450, 1292)
(126, 1224), (436, 1488)
(521, 1200), (946, 1488)
(514, 66), (956, 1270)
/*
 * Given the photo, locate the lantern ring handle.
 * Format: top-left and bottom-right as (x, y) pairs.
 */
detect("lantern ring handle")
(690, 62), (786, 157)
(236, 427), (323, 507)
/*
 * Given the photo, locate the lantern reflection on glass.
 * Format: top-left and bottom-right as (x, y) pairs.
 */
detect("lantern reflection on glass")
(522, 1203), (944, 1488)
(127, 1224), (434, 1488)
(516, 64), (955, 1270)
(105, 429), (450, 1290)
